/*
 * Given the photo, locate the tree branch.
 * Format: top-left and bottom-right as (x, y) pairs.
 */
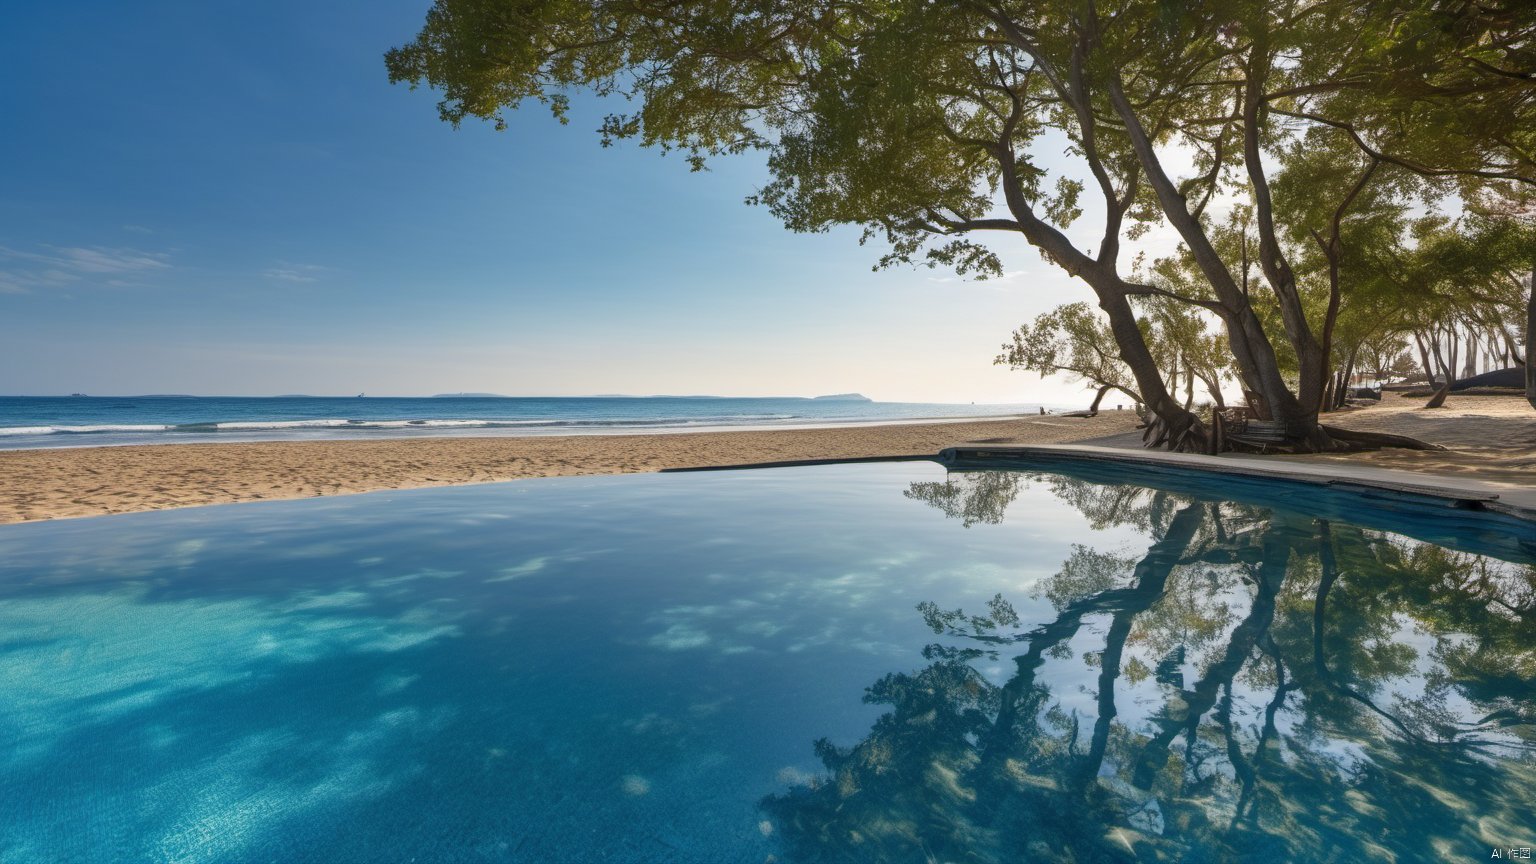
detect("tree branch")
(1269, 108), (1535, 184)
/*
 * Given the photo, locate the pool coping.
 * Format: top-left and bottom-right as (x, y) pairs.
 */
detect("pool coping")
(937, 444), (1536, 522)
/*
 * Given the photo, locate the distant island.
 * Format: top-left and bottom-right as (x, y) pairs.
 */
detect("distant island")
(811, 393), (872, 402)
(432, 393), (508, 398)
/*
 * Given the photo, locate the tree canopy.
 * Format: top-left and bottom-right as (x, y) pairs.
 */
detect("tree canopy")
(389, 0), (1536, 449)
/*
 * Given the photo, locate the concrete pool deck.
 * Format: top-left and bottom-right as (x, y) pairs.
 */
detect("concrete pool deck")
(938, 443), (1536, 522)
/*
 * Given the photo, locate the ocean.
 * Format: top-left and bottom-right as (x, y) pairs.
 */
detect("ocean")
(0, 396), (1049, 449)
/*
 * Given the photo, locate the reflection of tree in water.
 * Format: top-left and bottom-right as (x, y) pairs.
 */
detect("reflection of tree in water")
(762, 473), (1536, 862)
(903, 472), (1029, 528)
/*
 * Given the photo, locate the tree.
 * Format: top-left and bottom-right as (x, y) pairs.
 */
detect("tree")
(1357, 331), (1416, 385)
(1463, 188), (1536, 411)
(995, 302), (1143, 413)
(388, 0), (1536, 449)
(1141, 296), (1232, 410)
(997, 299), (1231, 413)
(1362, 212), (1536, 405)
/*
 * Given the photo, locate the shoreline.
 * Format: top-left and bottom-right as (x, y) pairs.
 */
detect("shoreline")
(3, 396), (1531, 526)
(0, 411), (1052, 452)
(0, 413), (1143, 524)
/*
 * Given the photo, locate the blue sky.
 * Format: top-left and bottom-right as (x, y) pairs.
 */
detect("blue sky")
(0, 0), (1106, 403)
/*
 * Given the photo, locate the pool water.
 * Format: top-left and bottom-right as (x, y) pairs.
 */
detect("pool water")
(0, 461), (1531, 862)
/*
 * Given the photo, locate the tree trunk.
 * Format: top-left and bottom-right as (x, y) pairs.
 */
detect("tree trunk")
(1413, 331), (1436, 385)
(1527, 268), (1536, 411)
(1425, 331), (1454, 409)
(1236, 39), (1330, 432)
(1196, 372), (1226, 409)
(988, 140), (1206, 450)
(1429, 327), (1456, 393)
(1446, 328), (1460, 387)
(1502, 324), (1522, 367)
(1095, 290), (1206, 450)
(1334, 344), (1359, 410)
(1105, 74), (1301, 431)
(1088, 384), (1112, 414)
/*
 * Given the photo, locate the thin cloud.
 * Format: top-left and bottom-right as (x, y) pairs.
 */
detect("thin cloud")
(58, 246), (171, 273)
(0, 243), (172, 293)
(263, 262), (333, 283)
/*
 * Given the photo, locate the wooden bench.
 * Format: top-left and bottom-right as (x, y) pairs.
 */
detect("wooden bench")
(1223, 417), (1291, 452)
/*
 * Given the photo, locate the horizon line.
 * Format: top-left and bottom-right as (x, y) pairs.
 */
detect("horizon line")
(0, 392), (1052, 404)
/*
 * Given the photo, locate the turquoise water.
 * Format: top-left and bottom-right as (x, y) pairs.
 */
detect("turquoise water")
(0, 462), (1532, 862)
(0, 396), (1048, 449)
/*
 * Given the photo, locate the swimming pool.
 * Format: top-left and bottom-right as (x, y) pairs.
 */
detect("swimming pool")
(1, 461), (1531, 862)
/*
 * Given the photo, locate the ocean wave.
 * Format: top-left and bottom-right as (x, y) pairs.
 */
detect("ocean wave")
(0, 424), (174, 436)
(0, 414), (806, 437)
(212, 419), (361, 430)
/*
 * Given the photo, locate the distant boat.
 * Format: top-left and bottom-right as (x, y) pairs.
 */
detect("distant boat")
(357, 393), (365, 398)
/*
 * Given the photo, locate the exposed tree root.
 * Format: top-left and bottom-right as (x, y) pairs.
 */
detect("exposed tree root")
(1141, 415), (1211, 453)
(1317, 425), (1447, 451)
(1140, 415), (1446, 454)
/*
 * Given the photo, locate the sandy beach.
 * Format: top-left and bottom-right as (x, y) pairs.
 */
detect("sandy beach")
(1070, 394), (1536, 483)
(0, 413), (1143, 523)
(1276, 393), (1536, 483)
(4, 396), (1532, 525)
